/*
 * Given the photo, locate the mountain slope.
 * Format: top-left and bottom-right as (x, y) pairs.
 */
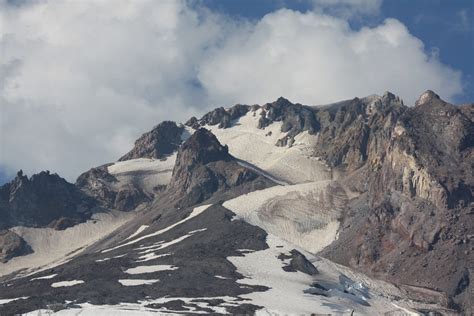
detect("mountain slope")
(0, 90), (471, 315)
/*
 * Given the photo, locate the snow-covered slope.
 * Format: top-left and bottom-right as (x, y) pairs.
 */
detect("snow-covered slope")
(228, 233), (420, 315)
(16, 205), (424, 316)
(107, 154), (176, 194)
(205, 108), (332, 185)
(1, 211), (133, 278)
(224, 180), (347, 253)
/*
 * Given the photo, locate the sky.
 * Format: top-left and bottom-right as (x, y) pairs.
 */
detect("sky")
(0, 0), (472, 184)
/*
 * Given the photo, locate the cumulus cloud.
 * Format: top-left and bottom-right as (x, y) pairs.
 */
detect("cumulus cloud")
(0, 0), (464, 181)
(198, 10), (462, 106)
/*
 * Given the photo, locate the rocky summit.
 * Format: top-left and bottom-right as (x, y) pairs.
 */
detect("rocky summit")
(0, 91), (472, 315)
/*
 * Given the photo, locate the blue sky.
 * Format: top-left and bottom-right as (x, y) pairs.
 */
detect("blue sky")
(0, 0), (472, 185)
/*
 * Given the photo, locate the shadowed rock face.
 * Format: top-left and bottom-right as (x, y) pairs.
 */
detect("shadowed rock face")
(0, 170), (95, 230)
(119, 121), (184, 161)
(167, 128), (272, 207)
(0, 230), (31, 263)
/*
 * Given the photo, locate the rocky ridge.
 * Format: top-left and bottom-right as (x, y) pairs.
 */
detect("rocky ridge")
(0, 170), (95, 230)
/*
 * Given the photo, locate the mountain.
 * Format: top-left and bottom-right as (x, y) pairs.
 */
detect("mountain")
(0, 91), (472, 315)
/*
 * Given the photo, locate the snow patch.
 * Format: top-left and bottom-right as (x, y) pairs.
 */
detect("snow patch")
(0, 297), (28, 305)
(125, 225), (149, 241)
(136, 252), (171, 263)
(135, 228), (207, 255)
(118, 279), (159, 286)
(51, 280), (84, 288)
(124, 265), (178, 274)
(102, 204), (212, 253)
(30, 274), (57, 281)
(95, 254), (127, 263)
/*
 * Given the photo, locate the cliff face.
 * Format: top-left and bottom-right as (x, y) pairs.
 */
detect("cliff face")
(319, 91), (473, 310)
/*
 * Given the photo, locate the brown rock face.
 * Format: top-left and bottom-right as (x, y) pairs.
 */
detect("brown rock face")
(319, 91), (473, 312)
(119, 121), (184, 161)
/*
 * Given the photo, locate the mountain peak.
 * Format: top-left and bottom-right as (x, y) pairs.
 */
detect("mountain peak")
(119, 121), (184, 161)
(415, 90), (441, 106)
(167, 128), (267, 207)
(178, 128), (231, 166)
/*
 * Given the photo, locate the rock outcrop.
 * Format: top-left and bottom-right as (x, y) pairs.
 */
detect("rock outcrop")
(76, 165), (151, 212)
(119, 121), (184, 161)
(0, 170), (95, 230)
(186, 104), (250, 129)
(318, 91), (473, 311)
(0, 229), (31, 263)
(167, 128), (272, 207)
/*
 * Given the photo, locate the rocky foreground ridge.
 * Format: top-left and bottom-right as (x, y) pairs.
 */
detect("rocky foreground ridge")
(0, 90), (472, 314)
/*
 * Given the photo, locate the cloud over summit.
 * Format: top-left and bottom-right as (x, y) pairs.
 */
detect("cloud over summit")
(0, 0), (464, 181)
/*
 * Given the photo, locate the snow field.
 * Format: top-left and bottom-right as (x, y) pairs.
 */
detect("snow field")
(205, 109), (332, 184)
(228, 234), (421, 315)
(107, 155), (176, 194)
(3, 211), (133, 278)
(223, 181), (344, 253)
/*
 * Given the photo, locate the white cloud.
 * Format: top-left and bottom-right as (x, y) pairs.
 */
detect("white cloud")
(198, 10), (462, 106)
(0, 0), (463, 181)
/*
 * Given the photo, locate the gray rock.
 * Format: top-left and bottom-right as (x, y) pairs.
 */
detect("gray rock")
(119, 121), (184, 161)
(0, 229), (31, 263)
(0, 170), (94, 230)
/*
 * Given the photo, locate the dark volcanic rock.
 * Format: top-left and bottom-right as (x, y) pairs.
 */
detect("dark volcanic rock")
(288, 250), (319, 275)
(0, 203), (270, 315)
(0, 170), (94, 230)
(167, 128), (272, 207)
(281, 249), (319, 275)
(186, 104), (250, 129)
(259, 97), (320, 143)
(119, 121), (184, 161)
(0, 229), (32, 263)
